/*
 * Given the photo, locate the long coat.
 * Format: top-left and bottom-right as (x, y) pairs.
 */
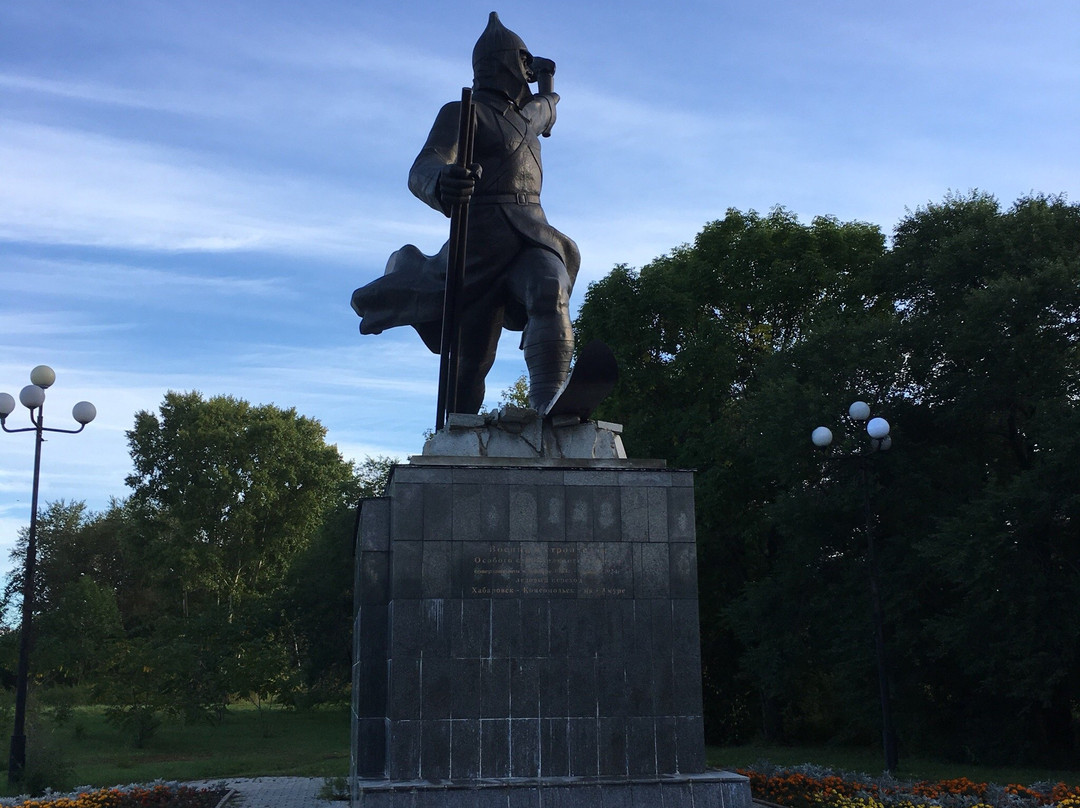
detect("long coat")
(351, 88), (580, 353)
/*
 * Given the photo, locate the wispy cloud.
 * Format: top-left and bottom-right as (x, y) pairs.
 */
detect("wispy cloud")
(0, 121), (438, 258)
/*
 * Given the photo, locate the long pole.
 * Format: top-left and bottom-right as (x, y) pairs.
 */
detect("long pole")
(861, 459), (898, 774)
(8, 404), (44, 784)
(435, 87), (476, 432)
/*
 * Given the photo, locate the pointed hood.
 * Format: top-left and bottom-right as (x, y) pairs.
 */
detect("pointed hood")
(472, 12), (528, 72)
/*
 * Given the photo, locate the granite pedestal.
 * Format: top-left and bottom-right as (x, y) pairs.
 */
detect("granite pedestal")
(351, 460), (749, 807)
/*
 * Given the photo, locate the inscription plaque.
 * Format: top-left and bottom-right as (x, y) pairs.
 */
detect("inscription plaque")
(469, 541), (628, 598)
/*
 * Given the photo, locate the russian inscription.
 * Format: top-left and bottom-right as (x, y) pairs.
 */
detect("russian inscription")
(469, 542), (628, 597)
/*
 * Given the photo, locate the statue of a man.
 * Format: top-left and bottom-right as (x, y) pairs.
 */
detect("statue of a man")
(351, 12), (579, 415)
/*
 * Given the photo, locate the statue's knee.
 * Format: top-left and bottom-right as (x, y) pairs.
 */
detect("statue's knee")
(530, 275), (569, 314)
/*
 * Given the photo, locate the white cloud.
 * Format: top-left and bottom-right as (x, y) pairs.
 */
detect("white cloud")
(0, 121), (439, 259)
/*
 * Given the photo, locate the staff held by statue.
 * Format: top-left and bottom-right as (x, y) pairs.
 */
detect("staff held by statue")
(436, 88), (477, 431)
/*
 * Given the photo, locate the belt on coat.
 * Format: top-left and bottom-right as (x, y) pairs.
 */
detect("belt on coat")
(470, 192), (541, 205)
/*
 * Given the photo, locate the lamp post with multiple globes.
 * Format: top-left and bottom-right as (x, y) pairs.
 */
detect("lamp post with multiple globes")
(812, 400), (897, 774)
(0, 365), (96, 784)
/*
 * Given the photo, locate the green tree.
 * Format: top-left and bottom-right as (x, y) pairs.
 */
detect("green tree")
(874, 192), (1080, 763)
(575, 193), (1080, 764)
(281, 455), (396, 700)
(3, 501), (126, 686)
(499, 374), (530, 408)
(125, 391), (355, 616)
(575, 207), (888, 743)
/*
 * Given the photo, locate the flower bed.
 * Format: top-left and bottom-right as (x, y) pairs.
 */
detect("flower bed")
(740, 765), (1080, 808)
(3, 784), (225, 808)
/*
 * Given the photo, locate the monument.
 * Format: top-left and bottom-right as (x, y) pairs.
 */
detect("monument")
(349, 12), (750, 808)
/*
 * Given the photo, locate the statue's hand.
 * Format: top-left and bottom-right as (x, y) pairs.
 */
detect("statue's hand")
(533, 57), (556, 95)
(438, 163), (482, 207)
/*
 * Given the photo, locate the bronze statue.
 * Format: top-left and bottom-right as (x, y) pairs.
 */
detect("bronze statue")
(351, 12), (579, 417)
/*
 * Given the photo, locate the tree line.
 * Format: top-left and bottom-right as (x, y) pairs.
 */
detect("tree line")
(4, 191), (1076, 766)
(574, 191), (1080, 766)
(0, 390), (393, 744)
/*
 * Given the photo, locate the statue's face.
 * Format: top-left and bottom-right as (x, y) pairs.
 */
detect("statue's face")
(474, 48), (536, 102)
(519, 50), (537, 84)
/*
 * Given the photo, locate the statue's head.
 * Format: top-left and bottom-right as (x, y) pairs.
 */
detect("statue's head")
(472, 12), (536, 101)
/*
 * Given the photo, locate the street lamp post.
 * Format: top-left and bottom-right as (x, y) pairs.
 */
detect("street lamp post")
(813, 400), (898, 774)
(0, 365), (96, 785)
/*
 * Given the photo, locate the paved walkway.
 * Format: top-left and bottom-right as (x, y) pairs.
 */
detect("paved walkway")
(197, 778), (336, 808)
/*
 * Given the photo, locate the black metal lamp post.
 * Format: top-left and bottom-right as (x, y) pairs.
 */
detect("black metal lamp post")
(0, 365), (96, 785)
(812, 401), (898, 774)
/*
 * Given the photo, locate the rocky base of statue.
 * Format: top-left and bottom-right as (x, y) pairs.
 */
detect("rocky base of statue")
(422, 405), (627, 460)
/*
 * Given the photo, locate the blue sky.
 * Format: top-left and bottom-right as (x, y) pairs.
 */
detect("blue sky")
(2, 0), (1078, 567)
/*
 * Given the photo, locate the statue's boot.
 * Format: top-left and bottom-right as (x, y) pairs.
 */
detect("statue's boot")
(524, 323), (573, 414)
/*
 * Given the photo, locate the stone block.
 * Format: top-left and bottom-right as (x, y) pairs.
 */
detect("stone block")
(510, 718), (540, 777)
(671, 599), (702, 659)
(490, 600), (522, 657)
(647, 486), (669, 542)
(597, 658), (629, 717)
(479, 483), (510, 541)
(418, 598), (451, 658)
(422, 542), (452, 598)
(475, 790), (507, 808)
(540, 719), (569, 777)
(567, 656), (597, 717)
(619, 486), (648, 542)
(452, 598), (490, 658)
(450, 719), (480, 779)
(420, 720), (451, 781)
(390, 599), (422, 657)
(634, 544), (670, 598)
(390, 483), (424, 540)
(660, 782), (695, 808)
(625, 656), (652, 716)
(593, 486), (622, 541)
(603, 544), (634, 596)
(536, 486), (566, 541)
(359, 553), (390, 609)
(625, 716), (656, 777)
(451, 658), (482, 718)
(597, 716), (628, 777)
(669, 543), (699, 598)
(652, 659), (675, 717)
(565, 487), (592, 541)
(676, 715), (706, 773)
(452, 484), (483, 542)
(538, 657), (568, 718)
(422, 428), (485, 457)
(507, 788), (540, 808)
(480, 658), (510, 718)
(673, 657), (704, 716)
(668, 485), (696, 542)
(655, 715), (677, 773)
(508, 486), (538, 541)
(509, 658), (540, 718)
(360, 497), (391, 552)
(519, 599), (549, 655)
(387, 720), (421, 780)
(391, 542), (423, 599)
(479, 718), (510, 777)
(567, 718), (598, 777)
(388, 657), (421, 720)
(423, 483), (454, 542)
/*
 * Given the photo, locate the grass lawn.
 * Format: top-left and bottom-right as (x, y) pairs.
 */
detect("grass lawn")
(6, 706), (1078, 798)
(1, 704), (350, 796)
